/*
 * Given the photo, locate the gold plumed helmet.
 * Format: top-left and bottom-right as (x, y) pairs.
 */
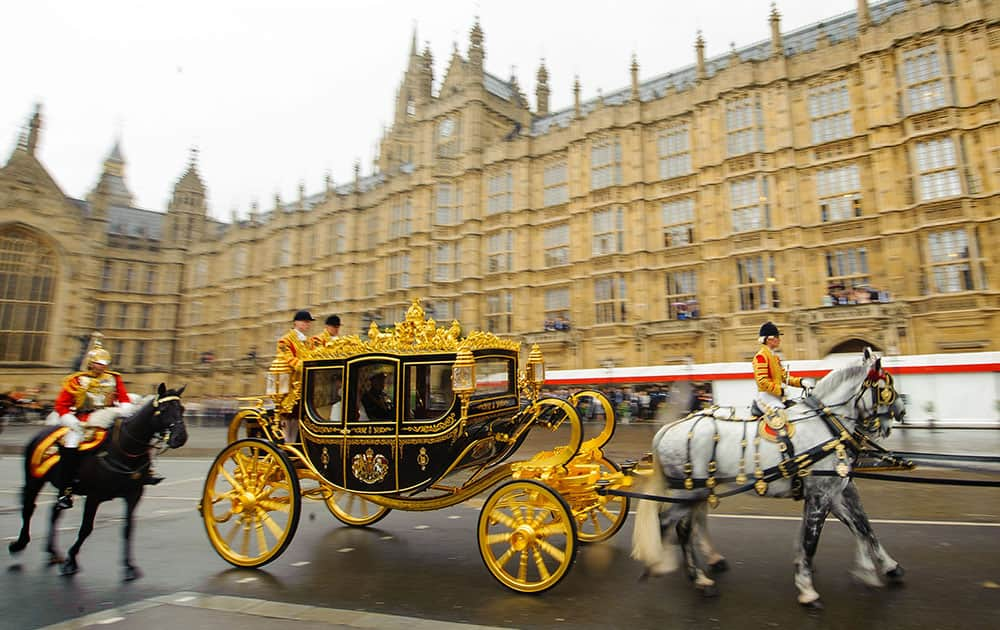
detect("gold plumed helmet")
(80, 332), (111, 369)
(87, 347), (112, 366)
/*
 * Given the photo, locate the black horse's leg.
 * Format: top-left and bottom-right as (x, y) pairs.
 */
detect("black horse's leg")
(794, 488), (831, 608)
(61, 496), (99, 576)
(121, 490), (143, 581)
(8, 475), (44, 554)
(45, 493), (67, 565)
(832, 481), (902, 586)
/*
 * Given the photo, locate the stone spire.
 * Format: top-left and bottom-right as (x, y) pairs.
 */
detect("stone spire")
(353, 159), (361, 192)
(573, 76), (582, 118)
(325, 171), (334, 197)
(420, 41), (434, 101)
(630, 53), (640, 101)
(274, 191), (282, 212)
(857, 0), (870, 30)
(468, 17), (484, 74)
(91, 137), (136, 208)
(695, 31), (706, 80)
(770, 3), (783, 57)
(26, 103), (42, 155)
(535, 59), (550, 115)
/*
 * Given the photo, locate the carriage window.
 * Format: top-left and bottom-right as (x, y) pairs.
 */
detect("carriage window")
(355, 362), (397, 421)
(308, 367), (345, 423)
(474, 358), (512, 396)
(405, 364), (455, 421)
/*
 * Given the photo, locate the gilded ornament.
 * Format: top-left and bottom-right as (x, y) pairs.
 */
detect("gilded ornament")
(754, 478), (768, 495)
(417, 447), (430, 471)
(351, 448), (390, 484)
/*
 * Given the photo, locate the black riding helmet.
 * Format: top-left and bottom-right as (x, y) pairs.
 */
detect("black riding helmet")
(759, 321), (781, 339)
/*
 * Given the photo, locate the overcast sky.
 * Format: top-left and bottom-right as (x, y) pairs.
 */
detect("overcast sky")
(3, 0), (860, 221)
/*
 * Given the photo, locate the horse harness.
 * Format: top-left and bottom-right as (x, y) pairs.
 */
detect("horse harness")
(97, 393), (182, 479)
(669, 369), (907, 507)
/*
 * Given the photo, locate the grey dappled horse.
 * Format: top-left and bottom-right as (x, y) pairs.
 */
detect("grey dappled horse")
(632, 349), (906, 607)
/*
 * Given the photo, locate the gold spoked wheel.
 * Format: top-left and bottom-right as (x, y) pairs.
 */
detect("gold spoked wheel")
(325, 490), (391, 527)
(201, 438), (301, 568)
(227, 409), (269, 443)
(575, 456), (630, 543)
(478, 479), (578, 593)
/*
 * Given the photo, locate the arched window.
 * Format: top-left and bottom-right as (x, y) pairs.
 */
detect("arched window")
(0, 227), (56, 362)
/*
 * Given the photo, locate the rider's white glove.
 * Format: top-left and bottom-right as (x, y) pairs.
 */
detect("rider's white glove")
(801, 377), (817, 389)
(60, 413), (81, 429)
(116, 402), (136, 415)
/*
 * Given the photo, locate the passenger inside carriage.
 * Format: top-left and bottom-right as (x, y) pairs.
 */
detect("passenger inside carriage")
(360, 367), (394, 420)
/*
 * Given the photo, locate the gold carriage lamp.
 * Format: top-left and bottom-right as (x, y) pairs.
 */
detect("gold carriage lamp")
(452, 346), (476, 396)
(266, 357), (292, 397)
(527, 344), (545, 386)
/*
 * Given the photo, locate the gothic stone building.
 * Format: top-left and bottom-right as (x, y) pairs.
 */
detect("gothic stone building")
(1, 0), (997, 398)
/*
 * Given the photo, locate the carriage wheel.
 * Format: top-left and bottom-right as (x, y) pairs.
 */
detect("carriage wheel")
(226, 410), (268, 443)
(201, 438), (301, 568)
(478, 480), (578, 593)
(575, 456), (631, 543)
(325, 490), (391, 527)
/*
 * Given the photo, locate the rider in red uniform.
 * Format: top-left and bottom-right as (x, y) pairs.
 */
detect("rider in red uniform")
(53, 342), (132, 509)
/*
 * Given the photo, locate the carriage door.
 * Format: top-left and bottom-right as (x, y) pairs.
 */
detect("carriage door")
(397, 359), (457, 492)
(343, 358), (400, 493)
(299, 364), (347, 486)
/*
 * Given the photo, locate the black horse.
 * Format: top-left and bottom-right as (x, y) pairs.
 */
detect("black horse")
(8, 383), (187, 580)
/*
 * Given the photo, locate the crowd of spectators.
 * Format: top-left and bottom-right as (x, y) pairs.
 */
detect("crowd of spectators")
(824, 284), (891, 307)
(543, 317), (572, 332)
(672, 300), (700, 320)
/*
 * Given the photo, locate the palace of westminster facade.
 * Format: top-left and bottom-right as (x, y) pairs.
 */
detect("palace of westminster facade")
(1, 0), (997, 397)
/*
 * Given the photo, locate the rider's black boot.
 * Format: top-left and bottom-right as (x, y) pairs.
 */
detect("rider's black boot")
(143, 465), (164, 486)
(57, 446), (80, 510)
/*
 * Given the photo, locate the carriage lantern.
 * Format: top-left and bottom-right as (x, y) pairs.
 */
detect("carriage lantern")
(266, 358), (292, 397)
(451, 346), (476, 396)
(527, 344), (545, 387)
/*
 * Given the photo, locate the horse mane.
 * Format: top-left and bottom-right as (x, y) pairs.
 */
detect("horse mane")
(811, 361), (868, 402)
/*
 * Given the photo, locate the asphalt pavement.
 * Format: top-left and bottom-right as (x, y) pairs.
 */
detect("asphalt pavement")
(2, 417), (999, 460)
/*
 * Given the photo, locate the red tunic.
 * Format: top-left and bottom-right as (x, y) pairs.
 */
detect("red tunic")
(54, 371), (130, 422)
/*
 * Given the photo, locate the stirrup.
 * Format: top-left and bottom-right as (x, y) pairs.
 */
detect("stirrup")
(56, 490), (74, 510)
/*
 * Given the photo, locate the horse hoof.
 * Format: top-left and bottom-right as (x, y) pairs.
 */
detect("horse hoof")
(8, 540), (27, 554)
(60, 560), (78, 576)
(801, 599), (824, 611)
(48, 554), (65, 566)
(700, 584), (719, 598)
(886, 566), (905, 582)
(709, 559), (729, 574)
(123, 567), (142, 582)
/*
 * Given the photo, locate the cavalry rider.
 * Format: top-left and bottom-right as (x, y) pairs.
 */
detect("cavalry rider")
(275, 310), (314, 442)
(53, 341), (133, 509)
(309, 314), (341, 349)
(753, 321), (814, 414)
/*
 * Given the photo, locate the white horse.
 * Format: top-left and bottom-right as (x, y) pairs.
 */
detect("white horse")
(632, 348), (906, 608)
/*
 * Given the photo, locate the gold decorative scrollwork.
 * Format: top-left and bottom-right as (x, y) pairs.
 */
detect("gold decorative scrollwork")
(407, 414), (457, 434)
(304, 298), (517, 359)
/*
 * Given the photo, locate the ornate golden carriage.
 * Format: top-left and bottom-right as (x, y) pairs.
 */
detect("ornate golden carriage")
(199, 300), (634, 592)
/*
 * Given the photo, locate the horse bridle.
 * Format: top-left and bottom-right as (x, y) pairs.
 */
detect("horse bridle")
(853, 369), (900, 433)
(117, 393), (183, 457)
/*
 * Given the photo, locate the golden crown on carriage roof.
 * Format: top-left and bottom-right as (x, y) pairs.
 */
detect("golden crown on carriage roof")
(306, 298), (520, 360)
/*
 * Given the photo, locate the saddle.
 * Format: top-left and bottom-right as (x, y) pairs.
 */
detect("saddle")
(29, 427), (108, 479)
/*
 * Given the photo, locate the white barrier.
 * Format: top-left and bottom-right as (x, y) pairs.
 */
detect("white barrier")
(547, 352), (1000, 425)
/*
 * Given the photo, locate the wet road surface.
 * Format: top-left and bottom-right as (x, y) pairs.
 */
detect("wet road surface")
(0, 425), (997, 629)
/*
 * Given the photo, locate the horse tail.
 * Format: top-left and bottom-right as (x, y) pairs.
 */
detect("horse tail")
(631, 446), (679, 576)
